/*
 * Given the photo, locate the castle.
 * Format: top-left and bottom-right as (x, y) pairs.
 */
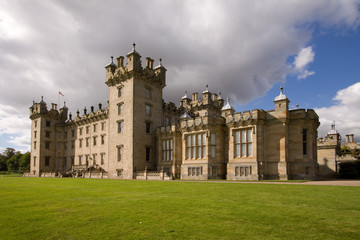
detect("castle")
(29, 44), (320, 180)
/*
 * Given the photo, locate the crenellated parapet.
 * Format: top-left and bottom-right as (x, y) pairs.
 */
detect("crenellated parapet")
(180, 115), (225, 132)
(225, 109), (265, 127)
(68, 104), (108, 126)
(156, 125), (180, 137)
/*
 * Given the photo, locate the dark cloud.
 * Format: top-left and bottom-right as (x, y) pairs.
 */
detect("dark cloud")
(0, 0), (359, 151)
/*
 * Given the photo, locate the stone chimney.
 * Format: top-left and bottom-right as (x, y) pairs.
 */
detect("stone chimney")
(117, 56), (124, 68)
(146, 57), (154, 69)
(192, 92), (198, 101)
(350, 134), (354, 143)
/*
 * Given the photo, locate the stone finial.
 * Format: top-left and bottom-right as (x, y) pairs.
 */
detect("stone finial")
(91, 106), (94, 113)
(76, 109), (80, 117)
(69, 113), (72, 120)
(159, 58), (162, 66)
(328, 121), (338, 134)
(274, 86), (287, 101)
(221, 98), (233, 111)
(202, 84), (209, 94)
(133, 42), (136, 51)
(296, 104), (299, 109)
(218, 92), (222, 100)
(182, 91), (188, 99)
(84, 107), (87, 115)
(99, 103), (102, 110)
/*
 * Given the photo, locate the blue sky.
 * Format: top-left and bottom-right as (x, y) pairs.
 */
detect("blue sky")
(0, 0), (360, 152)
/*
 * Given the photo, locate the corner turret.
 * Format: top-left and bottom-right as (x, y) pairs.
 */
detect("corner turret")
(105, 56), (117, 80)
(221, 98), (235, 116)
(154, 58), (167, 85)
(125, 43), (142, 72)
(274, 87), (289, 117)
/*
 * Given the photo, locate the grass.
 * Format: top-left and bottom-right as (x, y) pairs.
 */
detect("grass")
(0, 177), (359, 240)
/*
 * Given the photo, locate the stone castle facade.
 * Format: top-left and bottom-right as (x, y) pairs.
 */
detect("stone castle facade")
(317, 123), (360, 178)
(29, 45), (320, 180)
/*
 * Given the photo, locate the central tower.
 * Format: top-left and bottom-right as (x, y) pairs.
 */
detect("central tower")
(105, 44), (166, 178)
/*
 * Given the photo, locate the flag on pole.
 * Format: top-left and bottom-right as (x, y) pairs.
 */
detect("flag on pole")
(59, 91), (64, 96)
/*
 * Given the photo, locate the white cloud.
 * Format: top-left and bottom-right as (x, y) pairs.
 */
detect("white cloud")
(0, 0), (359, 151)
(316, 82), (360, 142)
(0, 104), (30, 152)
(293, 46), (315, 79)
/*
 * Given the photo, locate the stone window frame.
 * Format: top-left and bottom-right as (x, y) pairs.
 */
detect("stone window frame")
(145, 146), (151, 162)
(45, 141), (50, 149)
(117, 145), (123, 162)
(145, 85), (152, 99)
(79, 128), (83, 136)
(117, 85), (123, 97)
(101, 122), (105, 131)
(188, 167), (202, 176)
(235, 165), (252, 177)
(45, 156), (50, 166)
(185, 132), (206, 160)
(100, 153), (105, 165)
(93, 136), (97, 146)
(93, 124), (97, 132)
(101, 135), (105, 145)
(303, 128), (307, 156)
(33, 141), (37, 150)
(210, 133), (216, 159)
(145, 103), (152, 117)
(78, 155), (83, 165)
(45, 121), (51, 127)
(86, 137), (90, 147)
(79, 139), (83, 148)
(33, 156), (36, 167)
(117, 120), (124, 133)
(92, 153), (97, 165)
(233, 128), (253, 158)
(45, 131), (50, 138)
(86, 126), (90, 134)
(162, 139), (173, 161)
(117, 102), (123, 115)
(145, 121), (151, 134)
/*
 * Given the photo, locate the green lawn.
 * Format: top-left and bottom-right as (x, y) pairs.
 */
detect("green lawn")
(0, 177), (359, 240)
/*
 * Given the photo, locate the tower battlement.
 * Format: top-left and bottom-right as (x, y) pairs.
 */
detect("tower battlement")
(105, 44), (166, 88)
(29, 97), (68, 121)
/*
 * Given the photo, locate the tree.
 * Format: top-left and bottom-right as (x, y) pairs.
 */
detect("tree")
(18, 152), (30, 172)
(7, 152), (22, 172)
(0, 148), (16, 172)
(0, 154), (7, 171)
(3, 148), (16, 159)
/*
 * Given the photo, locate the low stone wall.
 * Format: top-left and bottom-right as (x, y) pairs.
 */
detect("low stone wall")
(134, 170), (172, 180)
